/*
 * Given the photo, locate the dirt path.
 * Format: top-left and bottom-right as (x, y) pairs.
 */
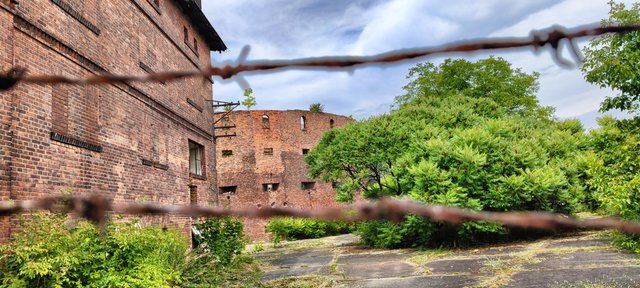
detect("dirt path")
(253, 232), (640, 287)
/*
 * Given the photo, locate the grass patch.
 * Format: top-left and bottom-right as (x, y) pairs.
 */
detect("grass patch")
(405, 248), (451, 264)
(264, 275), (338, 288)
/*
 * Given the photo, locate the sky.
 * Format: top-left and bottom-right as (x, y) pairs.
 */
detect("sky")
(201, 0), (635, 128)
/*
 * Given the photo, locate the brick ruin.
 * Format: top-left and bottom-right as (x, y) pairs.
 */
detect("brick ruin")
(215, 110), (353, 239)
(0, 0), (225, 241)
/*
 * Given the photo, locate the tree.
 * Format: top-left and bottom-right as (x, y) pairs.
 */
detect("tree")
(582, 1), (640, 113)
(309, 103), (324, 113)
(395, 57), (553, 118)
(306, 57), (589, 248)
(241, 88), (256, 110)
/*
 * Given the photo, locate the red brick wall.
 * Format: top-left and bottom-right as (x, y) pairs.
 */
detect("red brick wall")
(215, 110), (353, 240)
(0, 0), (221, 241)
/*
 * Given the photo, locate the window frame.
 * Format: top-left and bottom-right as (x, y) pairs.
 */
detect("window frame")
(188, 140), (205, 179)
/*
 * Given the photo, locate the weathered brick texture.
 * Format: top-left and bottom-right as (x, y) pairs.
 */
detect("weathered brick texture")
(0, 0), (224, 241)
(215, 110), (353, 240)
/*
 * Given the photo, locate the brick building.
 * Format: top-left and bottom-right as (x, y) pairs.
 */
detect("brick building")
(0, 0), (225, 240)
(215, 110), (353, 239)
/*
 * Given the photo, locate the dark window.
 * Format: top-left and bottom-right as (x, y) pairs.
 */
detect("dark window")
(189, 140), (204, 176)
(300, 116), (306, 130)
(264, 148), (273, 155)
(332, 181), (340, 189)
(302, 149), (309, 155)
(263, 183), (279, 192)
(301, 182), (316, 190)
(262, 114), (270, 129)
(330, 119), (334, 128)
(220, 186), (237, 194)
(193, 38), (198, 54)
(183, 27), (188, 44)
(222, 150), (233, 157)
(190, 185), (198, 205)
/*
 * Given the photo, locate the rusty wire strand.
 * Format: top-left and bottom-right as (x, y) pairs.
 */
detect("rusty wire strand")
(2, 194), (640, 235)
(0, 24), (638, 91)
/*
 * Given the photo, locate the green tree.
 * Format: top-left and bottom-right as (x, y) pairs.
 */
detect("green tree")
(306, 57), (589, 248)
(309, 103), (324, 113)
(396, 57), (553, 118)
(582, 1), (640, 112)
(241, 88), (256, 110)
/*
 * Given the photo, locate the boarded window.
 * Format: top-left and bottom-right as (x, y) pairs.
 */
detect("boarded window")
(222, 150), (233, 157)
(190, 185), (198, 205)
(189, 140), (204, 176)
(264, 148), (273, 155)
(301, 182), (316, 190)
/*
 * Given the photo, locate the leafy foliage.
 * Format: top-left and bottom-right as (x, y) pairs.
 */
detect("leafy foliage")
(309, 103), (325, 113)
(266, 218), (354, 243)
(396, 57), (553, 118)
(0, 214), (186, 287)
(582, 1), (640, 112)
(193, 216), (246, 266)
(241, 88), (257, 110)
(0, 214), (259, 287)
(306, 57), (590, 248)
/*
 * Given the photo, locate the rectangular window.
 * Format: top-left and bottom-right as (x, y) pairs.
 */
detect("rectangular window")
(263, 183), (279, 192)
(264, 148), (273, 155)
(220, 186), (237, 194)
(301, 182), (316, 190)
(183, 27), (189, 44)
(222, 150), (233, 157)
(302, 149), (310, 155)
(189, 140), (204, 176)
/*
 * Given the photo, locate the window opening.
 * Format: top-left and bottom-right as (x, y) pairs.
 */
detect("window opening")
(300, 116), (306, 130)
(263, 183), (279, 192)
(302, 148), (310, 155)
(183, 27), (188, 44)
(330, 119), (334, 128)
(262, 114), (270, 129)
(301, 182), (316, 190)
(189, 140), (203, 176)
(220, 186), (237, 194)
(222, 150), (233, 157)
(193, 38), (198, 54)
(264, 148), (273, 155)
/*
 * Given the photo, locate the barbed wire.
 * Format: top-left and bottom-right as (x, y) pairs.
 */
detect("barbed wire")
(0, 24), (638, 91)
(2, 193), (640, 235)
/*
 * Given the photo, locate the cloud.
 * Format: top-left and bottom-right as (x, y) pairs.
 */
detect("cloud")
(203, 0), (626, 126)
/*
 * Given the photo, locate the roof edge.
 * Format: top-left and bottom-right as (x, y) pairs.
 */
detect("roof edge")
(173, 0), (227, 52)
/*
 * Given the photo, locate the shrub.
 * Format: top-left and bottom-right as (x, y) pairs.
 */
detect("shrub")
(266, 217), (354, 242)
(0, 214), (187, 287)
(192, 216), (246, 266)
(0, 214), (259, 287)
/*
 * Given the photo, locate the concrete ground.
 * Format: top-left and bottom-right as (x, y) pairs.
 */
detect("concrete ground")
(252, 232), (640, 287)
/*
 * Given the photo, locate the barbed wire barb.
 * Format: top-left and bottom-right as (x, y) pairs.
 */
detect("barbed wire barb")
(0, 24), (638, 91)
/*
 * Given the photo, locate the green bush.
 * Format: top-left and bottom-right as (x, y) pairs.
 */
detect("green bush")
(193, 216), (246, 266)
(266, 217), (354, 242)
(0, 214), (260, 287)
(0, 214), (187, 287)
